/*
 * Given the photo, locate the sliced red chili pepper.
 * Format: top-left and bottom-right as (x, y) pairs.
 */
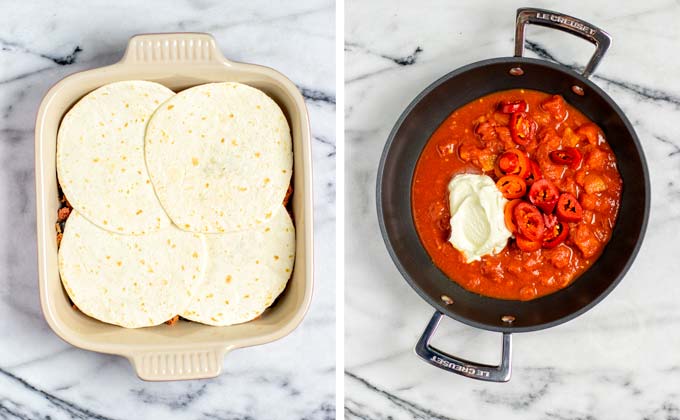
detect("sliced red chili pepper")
(556, 193), (583, 222)
(542, 213), (569, 248)
(525, 159), (543, 186)
(510, 112), (537, 146)
(549, 147), (582, 170)
(496, 175), (527, 199)
(528, 179), (560, 214)
(498, 152), (518, 173)
(494, 149), (529, 179)
(498, 100), (528, 114)
(515, 233), (542, 252)
(513, 202), (545, 242)
(504, 199), (523, 233)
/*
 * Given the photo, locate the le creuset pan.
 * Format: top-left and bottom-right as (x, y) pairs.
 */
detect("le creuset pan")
(377, 8), (649, 382)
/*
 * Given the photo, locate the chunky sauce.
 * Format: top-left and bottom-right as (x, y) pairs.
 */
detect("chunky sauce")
(411, 89), (622, 300)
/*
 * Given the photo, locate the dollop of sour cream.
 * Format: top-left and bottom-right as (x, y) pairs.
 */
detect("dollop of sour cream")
(447, 173), (511, 263)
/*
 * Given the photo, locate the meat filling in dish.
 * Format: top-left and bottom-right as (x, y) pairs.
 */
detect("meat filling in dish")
(56, 182), (294, 324)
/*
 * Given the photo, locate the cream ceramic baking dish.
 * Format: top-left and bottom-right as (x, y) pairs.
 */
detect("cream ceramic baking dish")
(35, 33), (313, 381)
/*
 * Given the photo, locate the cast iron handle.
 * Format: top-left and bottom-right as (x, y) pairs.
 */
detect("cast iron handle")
(514, 8), (612, 78)
(415, 312), (512, 382)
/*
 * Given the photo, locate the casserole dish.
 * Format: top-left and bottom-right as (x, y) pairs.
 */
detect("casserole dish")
(35, 33), (313, 381)
(377, 9), (649, 382)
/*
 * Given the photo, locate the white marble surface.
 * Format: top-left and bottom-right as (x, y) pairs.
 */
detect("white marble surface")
(346, 0), (680, 418)
(0, 1), (335, 418)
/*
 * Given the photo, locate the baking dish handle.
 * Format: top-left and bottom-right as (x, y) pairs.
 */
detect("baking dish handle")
(120, 33), (230, 66)
(514, 8), (611, 78)
(415, 311), (512, 382)
(129, 347), (227, 381)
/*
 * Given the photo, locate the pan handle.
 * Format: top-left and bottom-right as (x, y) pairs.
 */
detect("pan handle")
(514, 8), (611, 78)
(415, 311), (512, 382)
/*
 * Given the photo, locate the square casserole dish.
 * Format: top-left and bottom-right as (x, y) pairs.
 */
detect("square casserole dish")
(35, 33), (313, 381)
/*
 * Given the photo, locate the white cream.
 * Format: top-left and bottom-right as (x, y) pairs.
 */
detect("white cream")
(447, 174), (511, 263)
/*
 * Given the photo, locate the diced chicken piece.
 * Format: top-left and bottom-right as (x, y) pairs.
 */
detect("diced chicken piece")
(475, 149), (498, 172)
(539, 128), (563, 149)
(548, 245), (571, 269)
(584, 173), (607, 194)
(541, 95), (568, 121)
(559, 176), (578, 196)
(495, 126), (513, 148)
(575, 170), (586, 186)
(572, 224), (600, 258)
(562, 127), (581, 148)
(582, 210), (596, 224)
(585, 148), (609, 171)
(541, 162), (565, 185)
(475, 121), (497, 143)
(532, 111), (551, 126)
(593, 227), (608, 242)
(458, 140), (479, 162)
(577, 123), (603, 145)
(580, 193), (601, 211)
(493, 112), (510, 126)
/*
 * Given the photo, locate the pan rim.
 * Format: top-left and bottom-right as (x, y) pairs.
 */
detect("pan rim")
(376, 56), (650, 333)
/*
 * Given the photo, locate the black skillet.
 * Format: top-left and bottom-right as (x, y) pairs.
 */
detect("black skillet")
(377, 8), (649, 382)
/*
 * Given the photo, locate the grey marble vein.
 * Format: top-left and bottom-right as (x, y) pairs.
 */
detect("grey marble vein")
(0, 367), (116, 420)
(345, 371), (457, 420)
(345, 43), (424, 67)
(299, 87), (337, 105)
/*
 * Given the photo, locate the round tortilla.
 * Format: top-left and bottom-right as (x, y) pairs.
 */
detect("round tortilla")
(145, 82), (292, 233)
(58, 210), (207, 328)
(57, 80), (175, 235)
(182, 206), (295, 326)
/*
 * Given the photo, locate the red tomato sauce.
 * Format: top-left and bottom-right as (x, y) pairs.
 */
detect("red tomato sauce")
(411, 89), (622, 300)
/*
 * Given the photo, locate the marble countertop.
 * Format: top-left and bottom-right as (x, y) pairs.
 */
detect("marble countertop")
(345, 0), (680, 418)
(0, 1), (335, 419)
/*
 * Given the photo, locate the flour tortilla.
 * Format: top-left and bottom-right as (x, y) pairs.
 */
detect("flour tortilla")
(145, 82), (292, 233)
(182, 206), (295, 326)
(57, 81), (175, 235)
(58, 210), (207, 328)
